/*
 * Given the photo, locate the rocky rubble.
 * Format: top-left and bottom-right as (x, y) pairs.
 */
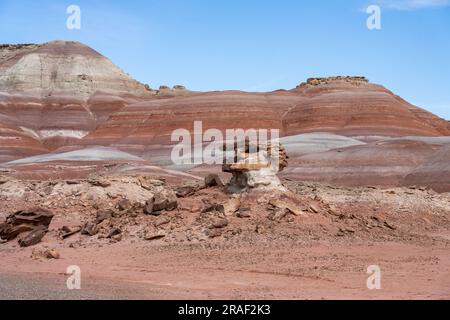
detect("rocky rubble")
(0, 208), (54, 247)
(0, 170), (449, 251)
(297, 76), (369, 88)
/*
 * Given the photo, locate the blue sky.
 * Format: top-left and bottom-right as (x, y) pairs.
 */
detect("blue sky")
(0, 0), (449, 119)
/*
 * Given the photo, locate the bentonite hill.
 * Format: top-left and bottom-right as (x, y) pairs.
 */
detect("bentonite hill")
(1, 41), (450, 191)
(0, 40), (449, 299)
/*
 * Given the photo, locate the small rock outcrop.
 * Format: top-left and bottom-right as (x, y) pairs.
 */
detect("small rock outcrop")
(222, 138), (289, 193)
(297, 76), (369, 88)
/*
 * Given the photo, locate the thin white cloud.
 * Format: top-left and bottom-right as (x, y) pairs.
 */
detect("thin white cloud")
(243, 76), (286, 92)
(375, 0), (450, 10)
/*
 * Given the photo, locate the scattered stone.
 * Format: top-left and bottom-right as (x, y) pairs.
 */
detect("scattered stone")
(175, 183), (204, 198)
(237, 210), (251, 218)
(31, 248), (60, 260)
(111, 234), (123, 242)
(139, 177), (164, 190)
(154, 216), (171, 227)
(117, 199), (132, 211)
(338, 227), (356, 236)
(202, 204), (225, 214)
(153, 191), (178, 212)
(327, 207), (340, 217)
(107, 192), (118, 199)
(96, 209), (113, 223)
(255, 224), (266, 234)
(81, 222), (99, 236)
(211, 218), (228, 229)
(145, 230), (166, 241)
(19, 226), (48, 247)
(60, 226), (81, 239)
(309, 204), (319, 214)
(107, 227), (122, 238)
(268, 208), (289, 221)
(45, 249), (60, 259)
(88, 178), (111, 188)
(206, 229), (222, 238)
(181, 203), (204, 213)
(205, 174), (224, 187)
(269, 199), (304, 216)
(224, 197), (241, 216)
(384, 221), (396, 230)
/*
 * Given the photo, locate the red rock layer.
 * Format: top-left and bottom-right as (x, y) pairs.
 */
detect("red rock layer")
(82, 91), (288, 160)
(284, 81), (450, 137)
(82, 83), (450, 165)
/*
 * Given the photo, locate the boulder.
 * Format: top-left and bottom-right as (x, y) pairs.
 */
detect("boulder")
(0, 224), (35, 241)
(117, 199), (132, 211)
(18, 226), (48, 247)
(153, 190), (178, 212)
(81, 222), (99, 236)
(96, 209), (113, 223)
(5, 208), (54, 228)
(0, 208), (54, 242)
(174, 183), (204, 198)
(205, 174), (224, 188)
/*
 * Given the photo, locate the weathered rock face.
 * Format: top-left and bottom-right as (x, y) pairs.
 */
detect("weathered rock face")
(0, 41), (157, 158)
(0, 120), (48, 162)
(0, 40), (152, 97)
